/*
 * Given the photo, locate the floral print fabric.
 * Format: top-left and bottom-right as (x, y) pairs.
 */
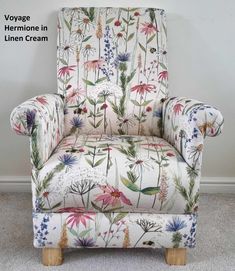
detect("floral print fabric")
(10, 7), (224, 251)
(57, 7), (168, 136)
(162, 97), (224, 170)
(33, 212), (197, 249)
(10, 94), (65, 169)
(32, 134), (199, 215)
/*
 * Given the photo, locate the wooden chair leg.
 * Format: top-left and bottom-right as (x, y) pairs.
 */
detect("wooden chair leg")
(42, 248), (63, 266)
(165, 248), (186, 265)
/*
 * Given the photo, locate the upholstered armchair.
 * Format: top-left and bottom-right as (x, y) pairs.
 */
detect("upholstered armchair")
(10, 7), (223, 266)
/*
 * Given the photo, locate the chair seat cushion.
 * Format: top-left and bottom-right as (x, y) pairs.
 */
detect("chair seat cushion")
(33, 134), (199, 214)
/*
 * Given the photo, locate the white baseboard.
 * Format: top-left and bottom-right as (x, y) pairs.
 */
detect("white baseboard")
(200, 177), (235, 193)
(0, 176), (31, 192)
(0, 176), (235, 193)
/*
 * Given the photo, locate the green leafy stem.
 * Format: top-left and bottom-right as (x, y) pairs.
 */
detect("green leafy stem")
(84, 145), (106, 168)
(121, 175), (160, 204)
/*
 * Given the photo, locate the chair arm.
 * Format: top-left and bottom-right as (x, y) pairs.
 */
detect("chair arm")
(162, 97), (224, 170)
(10, 94), (65, 169)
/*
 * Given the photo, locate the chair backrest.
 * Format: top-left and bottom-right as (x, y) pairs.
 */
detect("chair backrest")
(57, 7), (168, 136)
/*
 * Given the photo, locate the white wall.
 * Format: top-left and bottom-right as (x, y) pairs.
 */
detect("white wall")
(0, 0), (234, 182)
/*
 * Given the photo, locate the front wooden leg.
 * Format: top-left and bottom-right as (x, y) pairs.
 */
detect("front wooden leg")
(165, 248), (186, 265)
(42, 248), (63, 266)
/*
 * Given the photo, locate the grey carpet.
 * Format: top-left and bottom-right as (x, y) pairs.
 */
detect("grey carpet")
(0, 193), (234, 271)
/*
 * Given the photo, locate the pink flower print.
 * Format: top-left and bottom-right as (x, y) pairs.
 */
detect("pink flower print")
(84, 59), (104, 72)
(35, 96), (48, 105)
(131, 84), (155, 95)
(95, 184), (132, 207)
(58, 65), (76, 77)
(140, 22), (157, 35)
(158, 70), (168, 80)
(58, 207), (95, 228)
(173, 103), (184, 115)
